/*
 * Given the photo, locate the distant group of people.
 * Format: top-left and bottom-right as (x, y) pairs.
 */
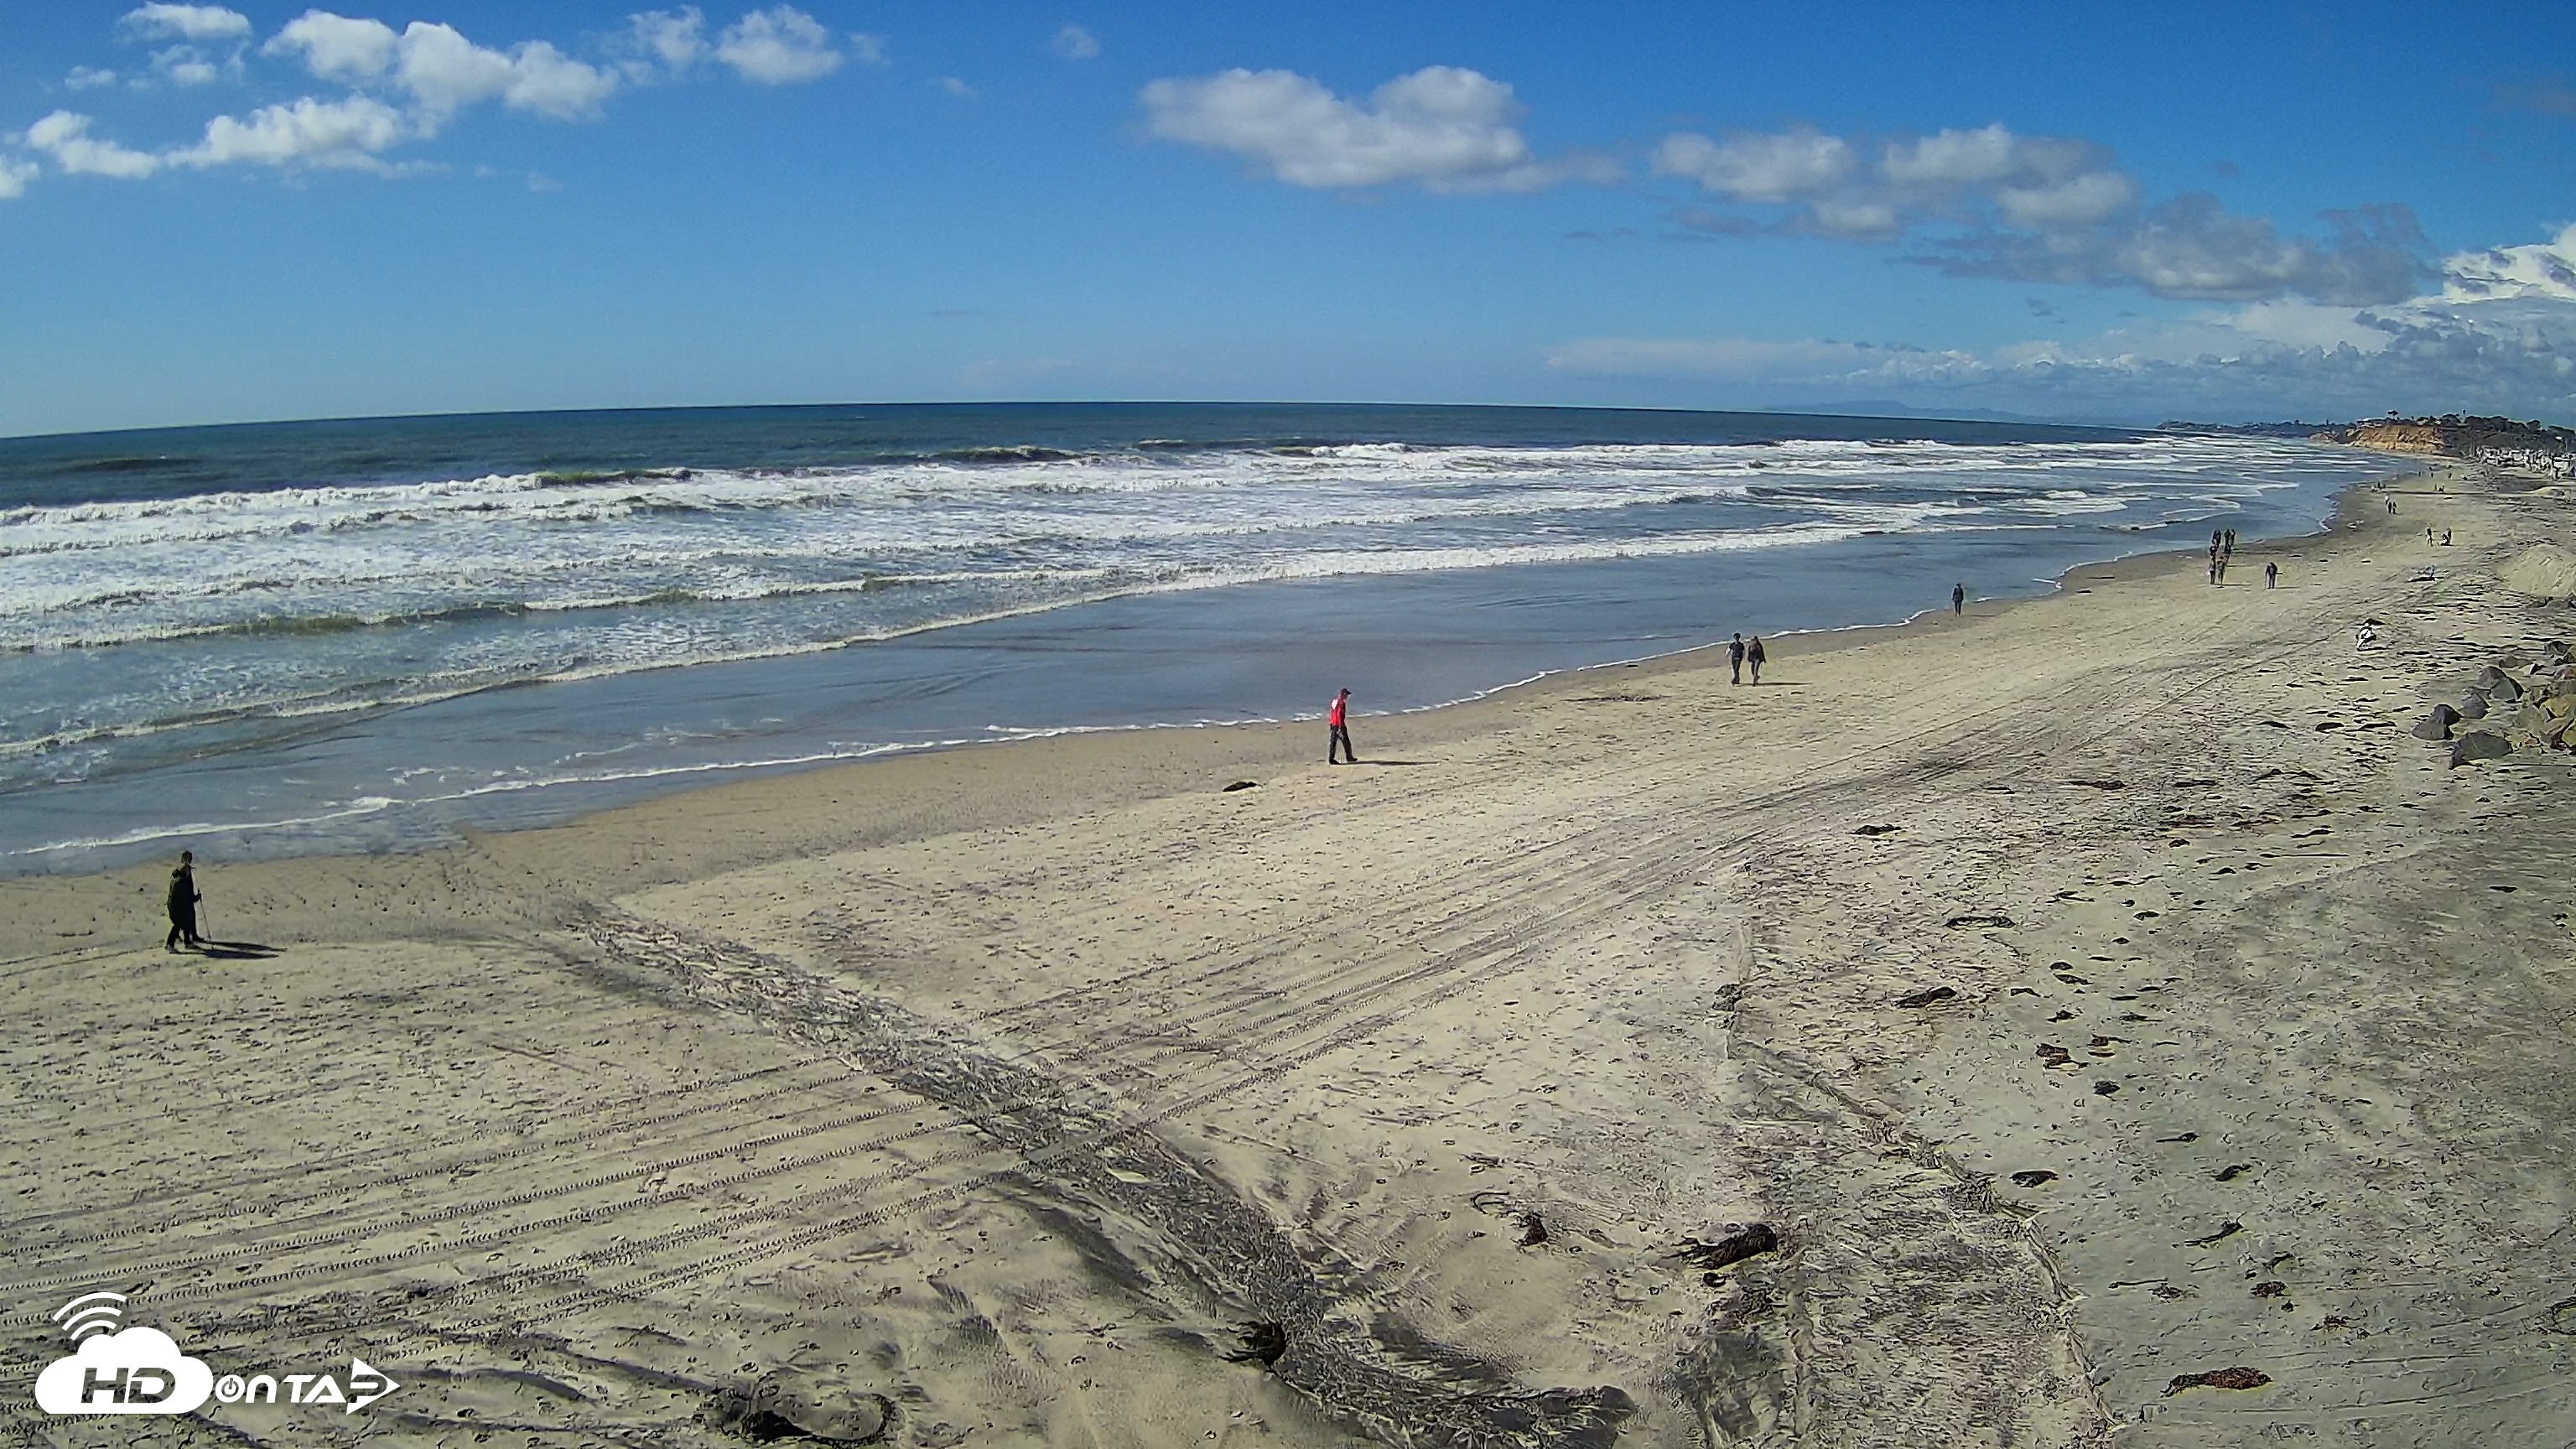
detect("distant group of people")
(1316, 521), (2322, 767)
(1727, 632), (1768, 685)
(2206, 528), (2282, 589)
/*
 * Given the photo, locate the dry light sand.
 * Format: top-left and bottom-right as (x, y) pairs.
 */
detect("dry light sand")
(5, 461), (2574, 1448)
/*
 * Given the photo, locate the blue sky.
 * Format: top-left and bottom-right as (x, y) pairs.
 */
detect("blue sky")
(3, 0), (2573, 435)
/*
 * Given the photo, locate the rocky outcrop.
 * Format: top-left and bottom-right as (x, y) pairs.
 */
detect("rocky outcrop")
(2410, 644), (2576, 764)
(2451, 732), (2514, 766)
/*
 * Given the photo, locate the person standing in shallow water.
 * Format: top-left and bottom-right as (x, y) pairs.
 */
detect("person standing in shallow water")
(1951, 583), (1966, 615)
(1327, 688), (1358, 765)
(165, 850), (203, 951)
(1727, 632), (1745, 685)
(1747, 635), (1767, 684)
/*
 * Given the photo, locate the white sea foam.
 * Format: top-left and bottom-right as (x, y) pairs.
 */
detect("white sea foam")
(0, 434), (2381, 786)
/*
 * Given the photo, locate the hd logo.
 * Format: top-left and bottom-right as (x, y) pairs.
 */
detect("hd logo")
(34, 1292), (397, 1418)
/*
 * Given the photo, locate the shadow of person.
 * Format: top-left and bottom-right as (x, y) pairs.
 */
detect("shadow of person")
(195, 941), (282, 959)
(1354, 760), (1430, 767)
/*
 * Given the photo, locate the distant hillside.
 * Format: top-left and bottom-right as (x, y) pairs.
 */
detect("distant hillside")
(2326, 415), (2575, 476)
(2153, 420), (2336, 439)
(2164, 413), (2575, 476)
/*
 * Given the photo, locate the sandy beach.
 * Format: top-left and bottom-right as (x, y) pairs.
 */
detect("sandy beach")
(7, 459), (2574, 1447)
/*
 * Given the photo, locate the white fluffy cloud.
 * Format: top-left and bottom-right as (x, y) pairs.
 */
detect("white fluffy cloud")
(1997, 169), (2139, 228)
(1141, 65), (1609, 193)
(626, 8), (707, 75)
(1051, 23), (1100, 60)
(1880, 122), (2088, 187)
(265, 11), (398, 81)
(493, 40), (619, 120)
(396, 23), (522, 120)
(267, 15), (619, 126)
(121, 3), (251, 42)
(154, 49), (222, 85)
(18, 5), (860, 195)
(714, 7), (844, 84)
(171, 94), (408, 168)
(1653, 127), (1853, 204)
(2442, 223), (2576, 302)
(118, 5), (251, 91)
(25, 110), (162, 178)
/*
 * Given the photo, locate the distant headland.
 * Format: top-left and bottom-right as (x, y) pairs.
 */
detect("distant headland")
(2159, 413), (2575, 477)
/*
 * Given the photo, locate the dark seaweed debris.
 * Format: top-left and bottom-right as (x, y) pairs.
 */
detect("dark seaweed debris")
(1223, 1322), (1289, 1367)
(1674, 1223), (1779, 1271)
(2164, 1366), (2270, 1395)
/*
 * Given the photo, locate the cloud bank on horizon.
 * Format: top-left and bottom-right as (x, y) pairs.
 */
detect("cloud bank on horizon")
(1652, 121), (2426, 308)
(2, 7), (2570, 429)
(1547, 236), (2576, 424)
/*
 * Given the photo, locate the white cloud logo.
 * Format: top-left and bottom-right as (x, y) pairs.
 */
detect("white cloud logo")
(35, 1326), (216, 1415)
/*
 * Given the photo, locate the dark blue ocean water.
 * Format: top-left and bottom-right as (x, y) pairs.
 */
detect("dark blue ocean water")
(0, 402), (2402, 873)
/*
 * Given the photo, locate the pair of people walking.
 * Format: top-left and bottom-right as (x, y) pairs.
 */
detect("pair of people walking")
(1727, 632), (1767, 685)
(165, 849), (204, 951)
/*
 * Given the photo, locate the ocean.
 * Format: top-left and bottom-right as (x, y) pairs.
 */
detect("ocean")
(0, 402), (2402, 875)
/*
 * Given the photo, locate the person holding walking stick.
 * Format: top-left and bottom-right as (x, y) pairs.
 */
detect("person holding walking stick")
(165, 850), (205, 951)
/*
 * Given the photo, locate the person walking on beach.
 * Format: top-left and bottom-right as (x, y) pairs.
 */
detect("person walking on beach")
(2266, 560), (2278, 589)
(1951, 583), (1966, 615)
(1727, 632), (1746, 685)
(1747, 635), (1767, 685)
(1327, 688), (1358, 765)
(164, 850), (203, 951)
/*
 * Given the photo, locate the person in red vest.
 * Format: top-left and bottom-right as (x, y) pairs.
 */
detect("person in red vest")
(1328, 688), (1358, 764)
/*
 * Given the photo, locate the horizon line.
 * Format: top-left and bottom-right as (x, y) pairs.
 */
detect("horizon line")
(0, 397), (2157, 445)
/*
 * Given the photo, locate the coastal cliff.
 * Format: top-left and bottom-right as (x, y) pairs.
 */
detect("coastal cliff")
(2317, 415), (2575, 476)
(2338, 419), (2452, 453)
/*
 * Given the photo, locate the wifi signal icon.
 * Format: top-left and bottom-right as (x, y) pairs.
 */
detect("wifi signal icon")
(51, 1292), (127, 1343)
